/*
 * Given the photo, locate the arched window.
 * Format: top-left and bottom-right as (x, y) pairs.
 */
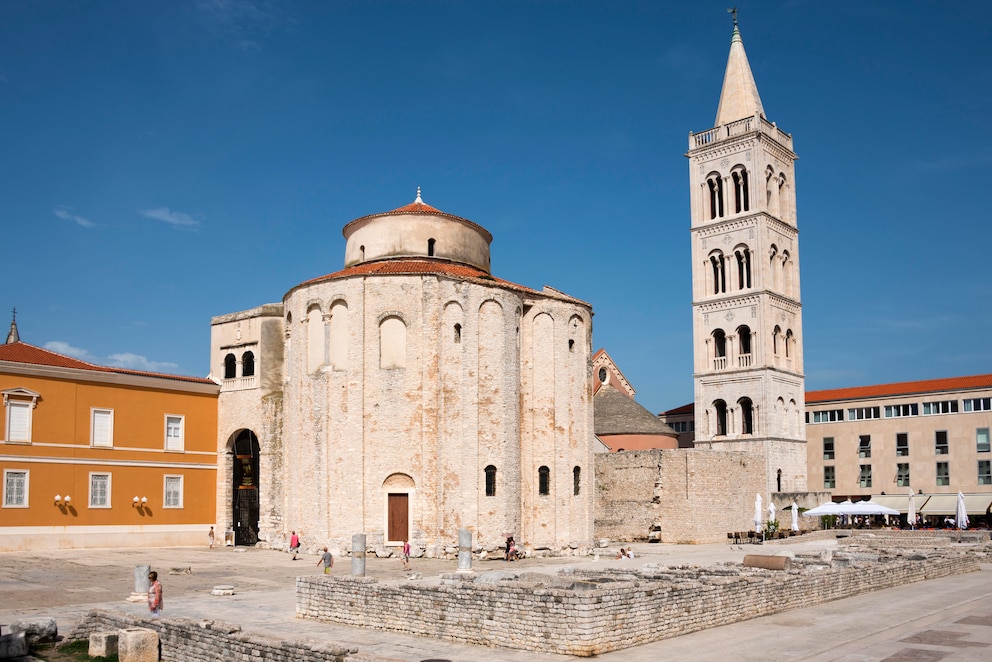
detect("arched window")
(241, 351), (255, 377)
(359, 245), (365, 261)
(329, 301), (349, 370)
(766, 167), (781, 218)
(568, 338), (575, 352)
(732, 167), (750, 213)
(485, 465), (496, 497)
(769, 244), (779, 292)
(785, 329), (793, 359)
(714, 400), (728, 436)
(782, 250), (792, 297)
(735, 247), (752, 290)
(453, 323), (462, 344)
(428, 238), (436, 257)
(709, 252), (726, 294)
(706, 173), (724, 220)
(573, 466), (581, 496)
(224, 354), (236, 379)
(380, 316), (406, 369)
(538, 466), (550, 496)
(737, 325), (751, 367)
(777, 468), (783, 493)
(739, 397), (754, 434)
(772, 325), (781, 356)
(713, 329), (727, 369)
(307, 305), (324, 373)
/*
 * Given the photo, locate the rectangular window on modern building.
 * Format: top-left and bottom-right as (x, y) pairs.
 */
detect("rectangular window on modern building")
(89, 473), (111, 508)
(936, 462), (950, 487)
(165, 415), (184, 452)
(823, 466), (836, 489)
(812, 409), (844, 424)
(823, 437), (835, 461)
(2, 469), (28, 507)
(896, 433), (909, 457)
(848, 407), (880, 421)
(91, 409), (114, 448)
(979, 461), (991, 486)
(5, 400), (32, 443)
(978, 428), (991, 453)
(884, 404), (919, 418)
(896, 463), (910, 487)
(923, 400), (959, 415)
(935, 430), (949, 455)
(964, 398), (992, 412)
(858, 435), (871, 458)
(858, 464), (872, 488)
(164, 475), (183, 508)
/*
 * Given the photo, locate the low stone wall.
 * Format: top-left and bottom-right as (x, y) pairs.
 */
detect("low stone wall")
(297, 549), (983, 657)
(62, 610), (381, 662)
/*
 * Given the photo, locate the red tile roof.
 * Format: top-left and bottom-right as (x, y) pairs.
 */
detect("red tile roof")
(389, 199), (444, 214)
(806, 374), (992, 404)
(659, 402), (694, 416)
(295, 258), (541, 296)
(0, 342), (215, 385)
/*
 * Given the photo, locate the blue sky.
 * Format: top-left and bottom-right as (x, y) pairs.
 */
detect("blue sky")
(2, 1), (990, 412)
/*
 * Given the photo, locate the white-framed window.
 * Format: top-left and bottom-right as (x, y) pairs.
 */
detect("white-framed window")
(3, 388), (40, 443)
(848, 407), (880, 421)
(896, 463), (910, 487)
(2, 469), (28, 508)
(90, 409), (114, 448)
(165, 415), (184, 452)
(884, 404), (918, 418)
(964, 397), (992, 412)
(811, 409), (843, 424)
(164, 475), (183, 508)
(923, 400), (958, 415)
(89, 472), (111, 508)
(858, 464), (872, 488)
(823, 465), (835, 489)
(936, 462), (950, 487)
(978, 428), (991, 454)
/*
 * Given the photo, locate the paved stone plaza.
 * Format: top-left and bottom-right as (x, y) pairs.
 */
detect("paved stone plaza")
(1, 540), (991, 661)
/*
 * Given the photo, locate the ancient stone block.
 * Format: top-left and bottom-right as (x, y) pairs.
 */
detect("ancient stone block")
(10, 616), (57, 644)
(89, 631), (119, 657)
(118, 627), (159, 662)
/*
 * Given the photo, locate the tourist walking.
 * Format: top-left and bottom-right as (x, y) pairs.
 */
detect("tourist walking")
(401, 540), (411, 570)
(290, 531), (301, 560)
(317, 547), (334, 574)
(147, 571), (163, 617)
(208, 526), (215, 549)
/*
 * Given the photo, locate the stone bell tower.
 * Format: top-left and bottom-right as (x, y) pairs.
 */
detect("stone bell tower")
(686, 13), (807, 495)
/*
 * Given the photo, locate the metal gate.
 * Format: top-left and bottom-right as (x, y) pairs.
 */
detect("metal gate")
(232, 430), (260, 546)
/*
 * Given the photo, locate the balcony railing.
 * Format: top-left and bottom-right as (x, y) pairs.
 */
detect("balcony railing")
(712, 357), (727, 370)
(738, 353), (753, 368)
(222, 376), (257, 392)
(689, 114), (793, 150)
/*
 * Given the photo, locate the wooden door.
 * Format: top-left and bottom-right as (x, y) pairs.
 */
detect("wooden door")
(388, 493), (409, 542)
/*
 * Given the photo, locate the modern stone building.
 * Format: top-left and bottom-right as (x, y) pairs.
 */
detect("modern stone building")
(805, 374), (992, 517)
(210, 191), (595, 556)
(686, 17), (808, 496)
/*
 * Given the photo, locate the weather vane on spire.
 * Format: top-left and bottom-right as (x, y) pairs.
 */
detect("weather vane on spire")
(728, 6), (738, 27)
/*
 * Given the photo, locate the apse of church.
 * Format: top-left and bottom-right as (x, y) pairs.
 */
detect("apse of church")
(210, 191), (594, 556)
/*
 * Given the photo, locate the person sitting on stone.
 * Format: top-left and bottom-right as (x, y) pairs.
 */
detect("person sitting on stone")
(615, 547), (628, 560)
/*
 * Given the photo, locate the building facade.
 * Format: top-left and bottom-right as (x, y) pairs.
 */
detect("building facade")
(0, 323), (219, 551)
(592, 349), (680, 452)
(211, 191), (595, 556)
(805, 375), (992, 506)
(686, 18), (807, 496)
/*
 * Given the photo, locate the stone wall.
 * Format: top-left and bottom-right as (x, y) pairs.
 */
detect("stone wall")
(595, 448), (766, 543)
(62, 610), (382, 662)
(297, 550), (981, 657)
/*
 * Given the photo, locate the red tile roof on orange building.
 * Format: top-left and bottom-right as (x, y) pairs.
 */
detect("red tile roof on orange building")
(0, 341), (215, 385)
(806, 374), (992, 404)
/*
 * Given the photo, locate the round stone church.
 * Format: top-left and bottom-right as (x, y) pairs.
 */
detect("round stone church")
(210, 191), (595, 556)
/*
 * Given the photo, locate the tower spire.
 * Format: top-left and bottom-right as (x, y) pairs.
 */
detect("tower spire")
(714, 10), (765, 126)
(6, 308), (20, 344)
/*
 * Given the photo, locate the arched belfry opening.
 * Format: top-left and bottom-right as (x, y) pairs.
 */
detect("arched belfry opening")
(231, 429), (261, 546)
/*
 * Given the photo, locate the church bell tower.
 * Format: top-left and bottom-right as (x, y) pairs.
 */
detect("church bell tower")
(687, 14), (807, 494)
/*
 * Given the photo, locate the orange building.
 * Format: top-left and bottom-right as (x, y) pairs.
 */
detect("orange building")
(0, 323), (219, 551)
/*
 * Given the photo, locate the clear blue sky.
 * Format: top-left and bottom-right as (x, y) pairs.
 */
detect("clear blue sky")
(2, 1), (990, 413)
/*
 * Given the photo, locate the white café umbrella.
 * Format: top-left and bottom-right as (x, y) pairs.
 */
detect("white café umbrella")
(790, 502), (799, 531)
(803, 500), (850, 516)
(768, 501), (777, 525)
(907, 490), (916, 529)
(957, 491), (970, 530)
(849, 499), (900, 516)
(754, 494), (763, 532)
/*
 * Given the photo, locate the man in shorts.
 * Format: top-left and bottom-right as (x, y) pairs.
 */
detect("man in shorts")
(317, 546), (334, 574)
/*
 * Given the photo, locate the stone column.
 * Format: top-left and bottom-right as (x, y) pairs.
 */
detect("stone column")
(456, 528), (472, 573)
(351, 533), (366, 577)
(126, 565), (150, 603)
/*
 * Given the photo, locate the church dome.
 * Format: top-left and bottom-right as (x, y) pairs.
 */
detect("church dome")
(342, 189), (493, 273)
